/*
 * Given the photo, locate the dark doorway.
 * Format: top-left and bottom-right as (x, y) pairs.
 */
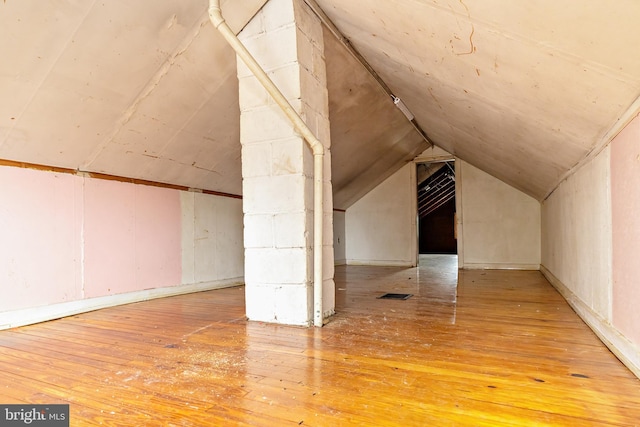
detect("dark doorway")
(417, 161), (456, 254)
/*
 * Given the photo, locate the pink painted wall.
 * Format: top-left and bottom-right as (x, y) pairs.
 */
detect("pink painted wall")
(0, 167), (83, 311)
(83, 178), (182, 298)
(611, 113), (640, 345)
(1, 164), (244, 328)
(1, 166), (182, 311)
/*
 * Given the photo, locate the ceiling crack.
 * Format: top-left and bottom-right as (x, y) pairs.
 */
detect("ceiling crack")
(454, 0), (476, 56)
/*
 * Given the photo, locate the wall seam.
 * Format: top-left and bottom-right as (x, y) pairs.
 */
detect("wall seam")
(80, 175), (86, 299)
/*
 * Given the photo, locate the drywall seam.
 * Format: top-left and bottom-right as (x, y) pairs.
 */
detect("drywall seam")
(80, 175), (86, 298)
(0, 277), (244, 331)
(541, 265), (640, 379)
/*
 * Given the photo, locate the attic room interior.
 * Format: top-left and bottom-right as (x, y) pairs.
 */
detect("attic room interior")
(1, 0), (640, 425)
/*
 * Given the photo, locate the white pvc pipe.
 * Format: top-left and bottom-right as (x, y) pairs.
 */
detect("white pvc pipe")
(209, 0), (325, 327)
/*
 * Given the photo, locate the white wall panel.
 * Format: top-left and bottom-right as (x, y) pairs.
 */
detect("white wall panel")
(333, 211), (346, 265)
(346, 163), (417, 266)
(459, 161), (540, 269)
(542, 148), (612, 318)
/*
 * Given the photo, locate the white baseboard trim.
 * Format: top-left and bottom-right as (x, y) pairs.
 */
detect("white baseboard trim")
(541, 265), (640, 379)
(462, 263), (540, 270)
(334, 259), (347, 266)
(0, 277), (244, 331)
(346, 259), (416, 267)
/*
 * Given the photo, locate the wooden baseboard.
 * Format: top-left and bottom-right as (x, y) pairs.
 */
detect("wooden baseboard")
(462, 263), (540, 270)
(346, 260), (416, 267)
(0, 277), (244, 330)
(541, 265), (640, 379)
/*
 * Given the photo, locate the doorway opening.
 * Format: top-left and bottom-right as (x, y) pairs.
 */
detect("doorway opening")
(416, 161), (456, 255)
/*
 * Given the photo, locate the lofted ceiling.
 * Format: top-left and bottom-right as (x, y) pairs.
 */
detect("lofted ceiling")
(1, 0), (269, 196)
(2, 0), (640, 206)
(317, 0), (640, 199)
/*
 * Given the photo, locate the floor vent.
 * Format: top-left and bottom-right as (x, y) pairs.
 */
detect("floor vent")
(378, 293), (413, 300)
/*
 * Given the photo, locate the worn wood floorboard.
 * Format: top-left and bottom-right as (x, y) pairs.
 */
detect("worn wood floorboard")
(0, 256), (639, 426)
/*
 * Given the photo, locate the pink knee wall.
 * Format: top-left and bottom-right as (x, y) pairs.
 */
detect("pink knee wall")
(0, 167), (83, 310)
(611, 113), (640, 345)
(83, 178), (182, 298)
(0, 167), (182, 311)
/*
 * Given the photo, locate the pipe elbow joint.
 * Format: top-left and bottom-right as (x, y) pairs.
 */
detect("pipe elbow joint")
(312, 145), (325, 157)
(208, 8), (224, 28)
(208, 1), (225, 28)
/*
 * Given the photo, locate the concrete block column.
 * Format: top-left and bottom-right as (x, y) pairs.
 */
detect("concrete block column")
(238, 0), (334, 326)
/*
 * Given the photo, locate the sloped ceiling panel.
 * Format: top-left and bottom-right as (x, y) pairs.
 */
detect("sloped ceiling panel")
(0, 0), (267, 196)
(316, 0), (640, 199)
(82, 19), (242, 193)
(325, 29), (429, 210)
(3, 0), (640, 203)
(1, 1), (208, 167)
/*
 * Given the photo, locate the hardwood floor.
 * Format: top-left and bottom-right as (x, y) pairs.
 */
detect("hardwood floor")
(1, 256), (639, 426)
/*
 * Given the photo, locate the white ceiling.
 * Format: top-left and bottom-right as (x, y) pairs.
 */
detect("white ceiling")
(316, 0), (640, 198)
(2, 0), (640, 204)
(1, 0), (265, 195)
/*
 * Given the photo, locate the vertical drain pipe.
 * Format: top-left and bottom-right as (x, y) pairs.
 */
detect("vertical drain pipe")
(209, 0), (325, 327)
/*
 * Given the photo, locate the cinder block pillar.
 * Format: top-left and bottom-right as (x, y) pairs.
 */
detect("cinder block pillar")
(238, 0), (334, 325)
